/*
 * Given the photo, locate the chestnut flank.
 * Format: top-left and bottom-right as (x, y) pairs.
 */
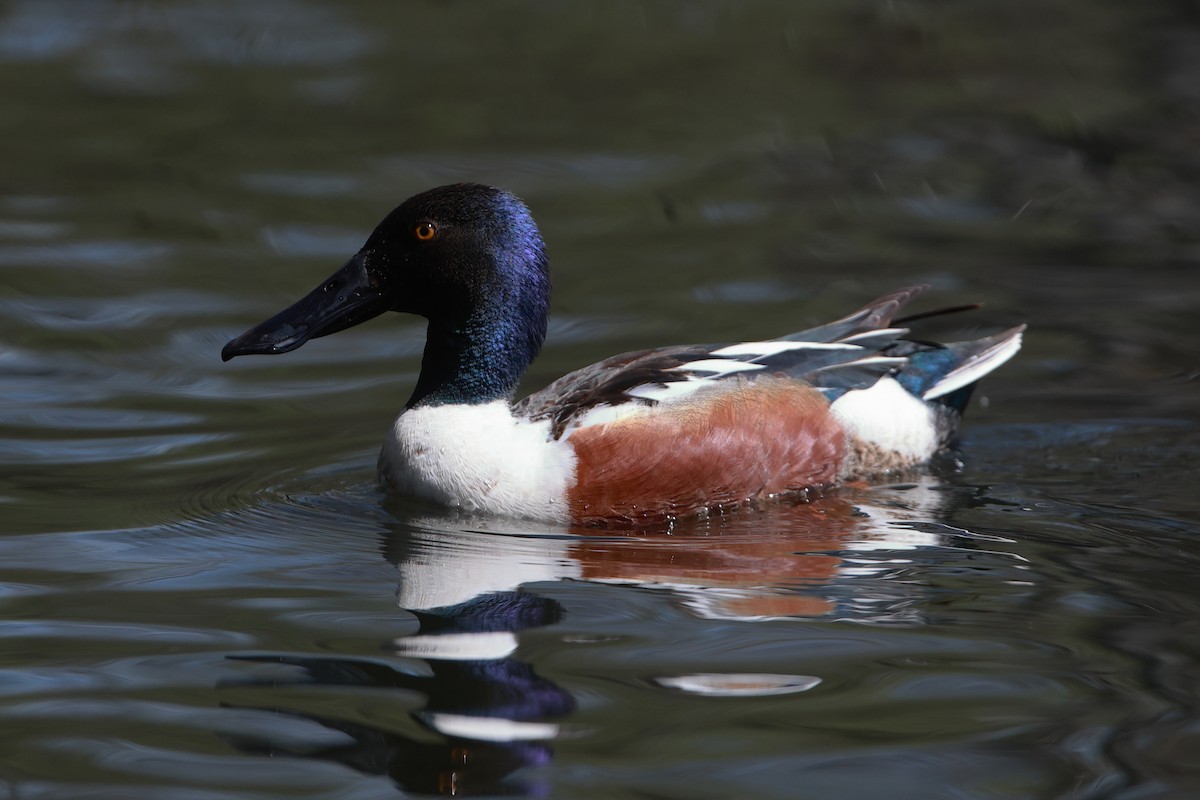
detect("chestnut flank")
(566, 378), (845, 525)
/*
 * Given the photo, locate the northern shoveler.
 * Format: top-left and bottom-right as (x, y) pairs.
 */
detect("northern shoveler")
(223, 183), (1024, 526)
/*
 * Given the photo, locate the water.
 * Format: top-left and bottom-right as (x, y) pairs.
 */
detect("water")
(2, 2), (1199, 798)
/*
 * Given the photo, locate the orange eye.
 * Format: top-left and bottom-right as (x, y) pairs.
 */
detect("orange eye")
(415, 222), (437, 241)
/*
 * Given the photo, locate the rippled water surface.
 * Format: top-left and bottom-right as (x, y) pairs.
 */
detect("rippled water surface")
(3, 2), (1199, 798)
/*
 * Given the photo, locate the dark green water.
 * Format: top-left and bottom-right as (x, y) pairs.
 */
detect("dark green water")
(2, 2), (1199, 798)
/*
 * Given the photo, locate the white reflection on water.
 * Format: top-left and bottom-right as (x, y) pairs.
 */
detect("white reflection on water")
(389, 476), (1021, 626)
(421, 712), (562, 743)
(654, 672), (822, 697)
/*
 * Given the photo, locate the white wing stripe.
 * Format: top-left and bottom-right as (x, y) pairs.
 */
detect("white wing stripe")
(710, 341), (859, 358)
(626, 381), (709, 402)
(812, 356), (908, 371)
(838, 327), (909, 344)
(670, 359), (766, 375)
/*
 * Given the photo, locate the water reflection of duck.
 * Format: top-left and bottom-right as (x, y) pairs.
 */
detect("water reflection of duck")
(223, 183), (1023, 526)
(388, 475), (986, 625)
(225, 587), (570, 797)
(223, 480), (1006, 795)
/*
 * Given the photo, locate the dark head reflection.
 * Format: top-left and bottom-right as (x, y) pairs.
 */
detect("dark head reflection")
(222, 586), (571, 797)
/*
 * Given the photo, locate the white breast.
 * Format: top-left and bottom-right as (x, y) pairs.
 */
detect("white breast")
(829, 376), (938, 475)
(378, 401), (577, 522)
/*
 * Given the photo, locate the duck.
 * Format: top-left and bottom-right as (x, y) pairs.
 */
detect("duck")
(223, 183), (1024, 526)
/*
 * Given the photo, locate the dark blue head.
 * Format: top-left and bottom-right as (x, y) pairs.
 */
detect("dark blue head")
(222, 184), (551, 407)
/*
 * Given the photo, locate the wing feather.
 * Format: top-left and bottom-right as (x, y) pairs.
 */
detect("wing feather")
(516, 286), (1021, 439)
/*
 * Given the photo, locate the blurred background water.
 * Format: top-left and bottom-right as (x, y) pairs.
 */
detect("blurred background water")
(1, 1), (1198, 798)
